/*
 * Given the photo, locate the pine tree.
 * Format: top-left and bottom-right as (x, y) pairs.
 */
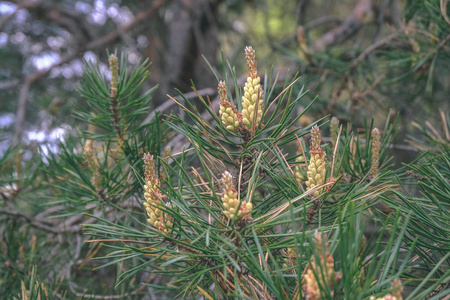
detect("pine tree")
(75, 48), (448, 298)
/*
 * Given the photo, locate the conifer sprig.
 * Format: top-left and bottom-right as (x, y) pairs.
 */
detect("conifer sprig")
(76, 49), (449, 300)
(44, 52), (162, 226)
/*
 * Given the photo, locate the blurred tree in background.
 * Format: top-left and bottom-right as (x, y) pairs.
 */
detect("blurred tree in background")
(0, 0), (449, 299)
(1, 0), (449, 146)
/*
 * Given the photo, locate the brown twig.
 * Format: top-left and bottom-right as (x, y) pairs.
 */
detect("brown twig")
(0, 199), (143, 234)
(141, 87), (215, 125)
(0, 208), (76, 234)
(304, 16), (342, 32)
(349, 32), (398, 70)
(313, 0), (374, 51)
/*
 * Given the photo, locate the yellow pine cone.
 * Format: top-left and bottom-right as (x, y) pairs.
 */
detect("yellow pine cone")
(241, 76), (264, 129)
(83, 146), (101, 190)
(218, 81), (241, 131)
(306, 126), (326, 197)
(219, 102), (240, 131)
(303, 231), (341, 300)
(109, 54), (118, 99)
(142, 153), (172, 235)
(370, 128), (381, 177)
(391, 279), (403, 300)
(221, 171), (252, 220)
(245, 46), (258, 77)
(306, 153), (326, 197)
(242, 47), (263, 129)
(238, 199), (253, 221)
(143, 184), (173, 235)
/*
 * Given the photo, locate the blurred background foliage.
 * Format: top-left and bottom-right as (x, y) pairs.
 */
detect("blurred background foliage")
(0, 0), (449, 299)
(0, 0), (448, 149)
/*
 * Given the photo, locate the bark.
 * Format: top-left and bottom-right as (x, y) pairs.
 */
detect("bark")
(148, 0), (221, 106)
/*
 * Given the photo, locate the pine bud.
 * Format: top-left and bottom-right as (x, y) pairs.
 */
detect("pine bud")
(241, 47), (264, 130)
(303, 231), (341, 300)
(142, 153), (172, 235)
(221, 171), (252, 220)
(370, 128), (381, 177)
(391, 279), (403, 300)
(306, 126), (326, 197)
(83, 123), (101, 189)
(218, 81), (241, 131)
(245, 46), (258, 78)
(109, 54), (119, 99)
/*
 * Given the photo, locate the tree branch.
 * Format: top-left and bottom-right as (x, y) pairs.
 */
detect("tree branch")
(12, 0), (171, 145)
(0, 208), (74, 234)
(142, 87), (216, 125)
(349, 32), (398, 71)
(313, 0), (374, 51)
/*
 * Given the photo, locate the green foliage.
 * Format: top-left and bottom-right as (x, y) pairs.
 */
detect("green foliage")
(80, 50), (448, 299)
(0, 140), (52, 297)
(2, 47), (449, 299)
(47, 53), (163, 214)
(1, 1), (450, 299)
(267, 0), (450, 129)
(0, 53), (164, 298)
(382, 114), (450, 299)
(16, 266), (61, 300)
